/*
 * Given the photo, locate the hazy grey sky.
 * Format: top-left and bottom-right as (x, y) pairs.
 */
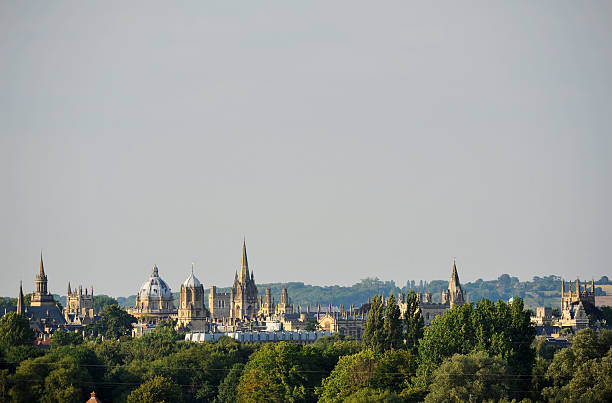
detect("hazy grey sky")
(1, 1), (611, 298)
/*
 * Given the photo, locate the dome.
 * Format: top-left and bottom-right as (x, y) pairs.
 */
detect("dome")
(183, 271), (201, 288)
(138, 265), (172, 299)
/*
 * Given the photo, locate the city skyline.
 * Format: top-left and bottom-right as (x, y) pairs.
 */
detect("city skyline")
(2, 2), (611, 296)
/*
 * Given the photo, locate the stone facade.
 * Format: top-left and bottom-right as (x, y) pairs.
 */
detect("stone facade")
(176, 265), (207, 331)
(229, 240), (259, 319)
(318, 309), (366, 340)
(559, 278), (594, 329)
(30, 254), (56, 307)
(64, 282), (95, 324)
(209, 240), (260, 321)
(208, 286), (230, 320)
(129, 265), (176, 321)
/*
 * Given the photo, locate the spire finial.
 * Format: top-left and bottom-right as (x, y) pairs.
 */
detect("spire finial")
(191, 262), (194, 275)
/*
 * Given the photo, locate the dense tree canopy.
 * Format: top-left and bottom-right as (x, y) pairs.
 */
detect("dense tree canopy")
(403, 290), (424, 354)
(362, 295), (385, 353)
(0, 313), (35, 348)
(0, 296), (608, 402)
(86, 305), (136, 339)
(417, 298), (536, 399)
(424, 351), (509, 403)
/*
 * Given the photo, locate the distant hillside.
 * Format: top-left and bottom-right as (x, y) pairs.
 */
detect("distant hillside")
(107, 275), (610, 311)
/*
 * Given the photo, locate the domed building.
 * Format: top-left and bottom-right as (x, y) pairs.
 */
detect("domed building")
(129, 265), (176, 321)
(176, 264), (207, 331)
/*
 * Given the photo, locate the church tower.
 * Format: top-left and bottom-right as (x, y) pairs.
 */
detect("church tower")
(441, 259), (466, 308)
(177, 264), (207, 331)
(30, 253), (55, 307)
(230, 239), (259, 320)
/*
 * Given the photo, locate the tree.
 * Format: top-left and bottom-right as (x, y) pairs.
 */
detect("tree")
(317, 348), (417, 402)
(215, 363), (244, 403)
(416, 298), (536, 400)
(50, 329), (83, 348)
(0, 312), (35, 347)
(362, 295), (385, 353)
(542, 329), (612, 401)
(424, 352), (509, 403)
(403, 291), (424, 354)
(87, 305), (136, 339)
(383, 294), (403, 350)
(344, 388), (402, 403)
(126, 375), (182, 403)
(92, 295), (119, 313)
(236, 342), (325, 402)
(317, 349), (379, 403)
(304, 318), (319, 331)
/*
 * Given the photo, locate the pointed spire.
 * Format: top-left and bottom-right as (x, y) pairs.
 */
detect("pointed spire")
(449, 258), (462, 293)
(17, 281), (24, 315)
(240, 239), (249, 282)
(38, 252), (45, 276)
(67, 282), (71, 295)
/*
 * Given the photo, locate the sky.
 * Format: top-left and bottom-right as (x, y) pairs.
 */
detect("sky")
(1, 1), (611, 298)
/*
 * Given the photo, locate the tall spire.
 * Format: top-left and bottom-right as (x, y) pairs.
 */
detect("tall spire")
(38, 252), (45, 277)
(17, 281), (24, 315)
(240, 239), (249, 282)
(448, 258), (461, 293)
(67, 281), (71, 295)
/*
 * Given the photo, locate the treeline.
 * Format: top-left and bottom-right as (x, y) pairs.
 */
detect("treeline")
(1, 296), (611, 402)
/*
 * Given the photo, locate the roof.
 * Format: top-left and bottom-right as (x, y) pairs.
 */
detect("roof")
(138, 265), (172, 299)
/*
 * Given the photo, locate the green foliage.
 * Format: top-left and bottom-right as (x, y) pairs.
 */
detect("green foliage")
(403, 290), (424, 354)
(542, 329), (612, 401)
(215, 362), (244, 403)
(0, 313), (35, 347)
(50, 329), (83, 348)
(344, 387), (403, 402)
(417, 298), (536, 400)
(600, 306), (612, 326)
(318, 349), (379, 403)
(424, 351), (509, 403)
(236, 342), (326, 402)
(383, 294), (403, 350)
(8, 345), (103, 403)
(127, 375), (182, 403)
(92, 295), (119, 313)
(304, 318), (319, 331)
(0, 298), (16, 309)
(363, 295), (385, 353)
(317, 348), (417, 402)
(86, 305), (136, 339)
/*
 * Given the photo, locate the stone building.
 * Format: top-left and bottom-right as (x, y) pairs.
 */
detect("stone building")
(176, 264), (207, 331)
(398, 259), (466, 325)
(129, 265), (176, 321)
(276, 287), (293, 315)
(229, 240), (259, 319)
(208, 285), (230, 320)
(559, 279), (595, 329)
(30, 253), (56, 307)
(258, 288), (275, 317)
(318, 306), (366, 340)
(209, 240), (260, 321)
(63, 282), (94, 324)
(10, 254), (66, 336)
